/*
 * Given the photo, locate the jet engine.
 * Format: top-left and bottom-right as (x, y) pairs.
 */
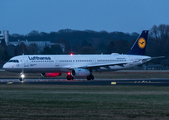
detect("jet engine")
(71, 68), (90, 77)
(41, 73), (62, 77)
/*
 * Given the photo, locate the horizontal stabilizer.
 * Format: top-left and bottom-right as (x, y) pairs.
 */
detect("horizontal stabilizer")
(151, 56), (165, 60)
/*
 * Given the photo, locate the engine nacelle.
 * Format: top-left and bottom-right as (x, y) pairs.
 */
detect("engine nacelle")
(41, 73), (62, 77)
(72, 68), (90, 77)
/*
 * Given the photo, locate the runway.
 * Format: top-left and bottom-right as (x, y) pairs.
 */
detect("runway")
(1, 78), (169, 85)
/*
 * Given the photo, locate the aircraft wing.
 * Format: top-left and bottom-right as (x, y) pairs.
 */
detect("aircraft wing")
(86, 61), (131, 68)
(65, 61), (133, 70)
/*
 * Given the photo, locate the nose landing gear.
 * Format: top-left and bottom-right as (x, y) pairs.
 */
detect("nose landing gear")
(87, 69), (94, 80)
(20, 73), (25, 82)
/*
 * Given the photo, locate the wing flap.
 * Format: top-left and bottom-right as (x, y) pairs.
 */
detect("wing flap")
(86, 61), (132, 68)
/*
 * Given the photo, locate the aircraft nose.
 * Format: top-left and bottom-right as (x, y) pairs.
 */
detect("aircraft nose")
(3, 63), (6, 69)
(3, 63), (8, 70)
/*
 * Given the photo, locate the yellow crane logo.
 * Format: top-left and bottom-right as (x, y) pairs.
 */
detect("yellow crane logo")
(138, 38), (146, 49)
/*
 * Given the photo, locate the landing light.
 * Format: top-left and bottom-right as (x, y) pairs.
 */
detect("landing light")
(21, 74), (25, 78)
(70, 53), (73, 56)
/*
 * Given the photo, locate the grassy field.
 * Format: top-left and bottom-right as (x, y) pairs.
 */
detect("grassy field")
(0, 85), (169, 120)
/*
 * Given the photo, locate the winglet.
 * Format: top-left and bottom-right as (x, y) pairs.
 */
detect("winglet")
(127, 30), (149, 55)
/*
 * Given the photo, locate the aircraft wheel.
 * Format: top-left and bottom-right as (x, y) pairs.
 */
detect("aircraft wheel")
(91, 75), (94, 80)
(20, 73), (25, 82)
(19, 78), (24, 82)
(67, 75), (74, 80)
(87, 75), (94, 80)
(87, 76), (91, 80)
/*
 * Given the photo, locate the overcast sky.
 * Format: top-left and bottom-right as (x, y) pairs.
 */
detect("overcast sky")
(0, 0), (169, 34)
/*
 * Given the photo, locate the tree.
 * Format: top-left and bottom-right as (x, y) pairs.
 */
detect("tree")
(28, 43), (38, 54)
(107, 39), (130, 54)
(2, 50), (9, 61)
(15, 42), (28, 55)
(0, 39), (6, 48)
(0, 45), (5, 60)
(58, 39), (71, 53)
(20, 42), (28, 54)
(107, 40), (115, 53)
(96, 42), (107, 54)
(79, 46), (96, 54)
(72, 42), (81, 54)
(9, 28), (139, 53)
(50, 44), (63, 54)
(41, 44), (63, 54)
(41, 46), (52, 54)
(148, 24), (169, 58)
(6, 44), (16, 57)
(81, 40), (89, 47)
(150, 24), (169, 41)
(28, 30), (39, 36)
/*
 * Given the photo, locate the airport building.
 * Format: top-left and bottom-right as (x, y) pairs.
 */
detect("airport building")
(0, 30), (65, 52)
(9, 40), (51, 51)
(9, 40), (65, 52)
(0, 30), (9, 45)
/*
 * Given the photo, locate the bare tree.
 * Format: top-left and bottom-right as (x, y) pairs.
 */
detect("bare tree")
(28, 43), (38, 54)
(148, 24), (169, 58)
(150, 24), (169, 40)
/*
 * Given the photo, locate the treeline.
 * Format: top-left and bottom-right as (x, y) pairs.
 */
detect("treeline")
(9, 29), (139, 54)
(0, 24), (169, 64)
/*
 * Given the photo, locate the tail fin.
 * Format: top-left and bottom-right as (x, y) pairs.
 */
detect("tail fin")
(127, 30), (149, 55)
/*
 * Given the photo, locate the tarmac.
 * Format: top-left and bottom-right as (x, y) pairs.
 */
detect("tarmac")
(1, 78), (169, 86)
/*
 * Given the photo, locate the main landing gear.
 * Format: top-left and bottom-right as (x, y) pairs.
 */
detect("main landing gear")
(66, 74), (94, 80)
(87, 74), (94, 80)
(66, 71), (94, 81)
(66, 72), (74, 80)
(87, 69), (94, 80)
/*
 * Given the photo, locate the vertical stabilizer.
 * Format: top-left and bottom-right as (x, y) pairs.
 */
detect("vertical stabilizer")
(127, 30), (149, 55)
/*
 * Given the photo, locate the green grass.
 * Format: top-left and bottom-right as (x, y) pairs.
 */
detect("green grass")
(0, 85), (169, 119)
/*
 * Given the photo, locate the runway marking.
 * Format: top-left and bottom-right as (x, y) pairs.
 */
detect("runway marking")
(111, 82), (116, 85)
(7, 82), (13, 85)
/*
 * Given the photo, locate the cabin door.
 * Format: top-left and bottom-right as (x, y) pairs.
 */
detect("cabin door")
(92, 58), (96, 64)
(24, 57), (29, 67)
(55, 57), (59, 67)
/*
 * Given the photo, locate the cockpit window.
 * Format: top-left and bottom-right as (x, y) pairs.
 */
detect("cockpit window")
(8, 60), (19, 63)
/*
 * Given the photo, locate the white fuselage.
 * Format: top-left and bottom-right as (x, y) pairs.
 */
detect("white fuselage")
(3, 54), (151, 73)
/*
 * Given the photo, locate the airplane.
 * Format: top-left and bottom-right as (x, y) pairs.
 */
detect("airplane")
(3, 30), (164, 81)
